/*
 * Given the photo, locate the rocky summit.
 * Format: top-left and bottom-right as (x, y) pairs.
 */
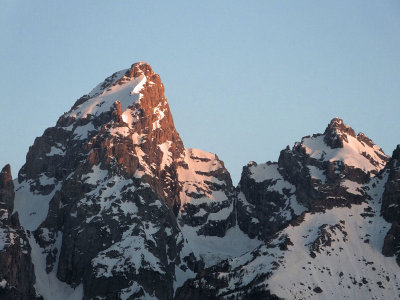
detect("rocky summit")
(0, 62), (399, 299)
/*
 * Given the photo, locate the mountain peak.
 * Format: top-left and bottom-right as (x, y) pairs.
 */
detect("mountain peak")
(328, 117), (344, 125)
(0, 164), (12, 182)
(391, 144), (400, 161)
(324, 117), (356, 148)
(63, 62), (165, 125)
(294, 118), (389, 174)
(125, 62), (154, 79)
(0, 164), (14, 212)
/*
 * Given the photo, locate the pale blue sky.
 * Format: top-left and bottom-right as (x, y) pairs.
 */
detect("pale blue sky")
(1, 1), (399, 183)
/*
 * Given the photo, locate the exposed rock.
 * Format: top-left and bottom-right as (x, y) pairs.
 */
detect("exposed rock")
(382, 222), (400, 265)
(0, 165), (38, 300)
(381, 145), (400, 265)
(381, 145), (400, 223)
(0, 165), (14, 212)
(323, 117), (356, 148)
(236, 161), (304, 241)
(178, 149), (236, 238)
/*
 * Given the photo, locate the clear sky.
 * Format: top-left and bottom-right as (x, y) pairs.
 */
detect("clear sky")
(1, 1), (399, 184)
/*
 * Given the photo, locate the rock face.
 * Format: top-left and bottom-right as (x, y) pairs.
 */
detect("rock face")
(381, 145), (400, 264)
(177, 149), (236, 237)
(0, 165), (37, 300)
(3, 62), (400, 300)
(0, 165), (14, 213)
(381, 145), (400, 223)
(236, 161), (305, 241)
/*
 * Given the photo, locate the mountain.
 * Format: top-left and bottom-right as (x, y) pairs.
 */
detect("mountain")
(1, 62), (399, 299)
(7, 62), (257, 299)
(176, 119), (398, 299)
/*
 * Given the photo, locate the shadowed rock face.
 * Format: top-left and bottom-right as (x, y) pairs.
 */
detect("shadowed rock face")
(0, 165), (14, 213)
(236, 161), (303, 241)
(381, 145), (400, 264)
(382, 222), (400, 265)
(381, 145), (400, 223)
(323, 117), (357, 148)
(0, 165), (37, 300)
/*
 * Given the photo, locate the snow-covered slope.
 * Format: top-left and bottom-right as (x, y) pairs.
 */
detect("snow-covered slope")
(177, 175), (399, 299)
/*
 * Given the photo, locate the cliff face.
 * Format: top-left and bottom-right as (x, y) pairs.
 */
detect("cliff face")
(0, 165), (37, 300)
(381, 145), (400, 264)
(381, 145), (400, 223)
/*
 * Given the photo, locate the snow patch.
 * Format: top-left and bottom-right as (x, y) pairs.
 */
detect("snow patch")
(159, 141), (173, 169)
(109, 127), (130, 137)
(341, 179), (363, 195)
(46, 146), (65, 157)
(67, 73), (146, 120)
(13, 181), (61, 231)
(152, 104), (165, 130)
(301, 134), (387, 173)
(181, 225), (261, 267)
(38, 174), (56, 186)
(0, 279), (7, 288)
(308, 165), (326, 183)
(177, 148), (226, 207)
(29, 234), (83, 300)
(82, 164), (108, 185)
(248, 163), (295, 194)
(92, 224), (164, 278)
(73, 122), (95, 140)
